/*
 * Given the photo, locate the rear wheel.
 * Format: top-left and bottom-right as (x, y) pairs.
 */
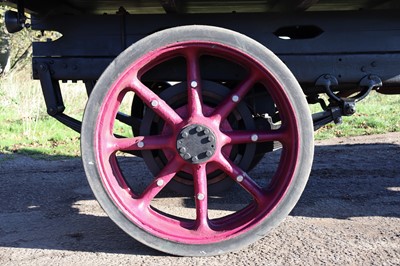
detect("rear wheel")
(81, 25), (314, 256)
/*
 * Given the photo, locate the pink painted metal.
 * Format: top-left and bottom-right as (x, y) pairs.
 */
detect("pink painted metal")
(93, 41), (300, 244)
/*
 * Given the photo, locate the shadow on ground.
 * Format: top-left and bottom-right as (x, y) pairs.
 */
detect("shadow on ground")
(0, 140), (398, 254)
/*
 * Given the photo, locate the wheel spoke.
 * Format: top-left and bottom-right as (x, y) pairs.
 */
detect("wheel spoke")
(137, 158), (184, 208)
(130, 78), (183, 125)
(108, 135), (172, 153)
(223, 128), (287, 145)
(192, 164), (211, 231)
(211, 73), (259, 122)
(185, 49), (203, 116)
(215, 154), (267, 204)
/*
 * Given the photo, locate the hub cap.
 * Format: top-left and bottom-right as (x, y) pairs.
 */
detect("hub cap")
(177, 124), (217, 164)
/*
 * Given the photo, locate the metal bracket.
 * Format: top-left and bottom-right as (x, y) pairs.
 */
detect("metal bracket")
(16, 0), (27, 26)
(313, 74), (382, 130)
(316, 74), (382, 115)
(357, 75), (383, 102)
(38, 63), (82, 133)
(315, 74), (355, 118)
(315, 74), (339, 101)
(38, 63), (65, 116)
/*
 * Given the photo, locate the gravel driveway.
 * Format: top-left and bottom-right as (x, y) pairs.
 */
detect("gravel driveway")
(0, 133), (399, 265)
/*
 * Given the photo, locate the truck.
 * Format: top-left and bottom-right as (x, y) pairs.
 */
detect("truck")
(2, 0), (399, 256)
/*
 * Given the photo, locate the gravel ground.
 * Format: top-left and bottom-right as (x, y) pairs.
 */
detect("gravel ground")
(0, 133), (399, 265)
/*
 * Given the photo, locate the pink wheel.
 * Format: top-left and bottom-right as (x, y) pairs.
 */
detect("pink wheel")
(81, 25), (314, 256)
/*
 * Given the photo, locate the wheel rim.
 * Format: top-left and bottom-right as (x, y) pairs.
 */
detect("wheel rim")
(93, 41), (299, 244)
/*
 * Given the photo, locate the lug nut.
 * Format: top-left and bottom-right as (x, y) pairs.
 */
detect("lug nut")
(232, 95), (240, 102)
(156, 179), (164, 187)
(151, 100), (159, 107)
(197, 193), (205, 200)
(251, 134), (259, 142)
(183, 153), (191, 160)
(196, 126), (203, 132)
(137, 141), (144, 148)
(179, 147), (187, 153)
(192, 156), (199, 162)
(204, 129), (210, 134)
(191, 81), (198, 88)
(236, 175), (244, 182)
(208, 136), (215, 142)
(182, 132), (189, 138)
(206, 150), (213, 157)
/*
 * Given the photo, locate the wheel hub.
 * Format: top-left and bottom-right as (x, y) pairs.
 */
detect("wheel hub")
(139, 81), (258, 195)
(176, 124), (216, 164)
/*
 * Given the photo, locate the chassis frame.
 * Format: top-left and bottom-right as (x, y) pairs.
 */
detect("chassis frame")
(27, 10), (400, 132)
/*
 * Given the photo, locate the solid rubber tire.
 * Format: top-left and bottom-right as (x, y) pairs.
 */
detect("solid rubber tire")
(81, 25), (314, 256)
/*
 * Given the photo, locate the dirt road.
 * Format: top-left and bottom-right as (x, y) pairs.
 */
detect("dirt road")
(0, 133), (399, 265)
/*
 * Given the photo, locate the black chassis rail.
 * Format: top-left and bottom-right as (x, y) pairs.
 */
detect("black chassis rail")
(30, 10), (400, 131)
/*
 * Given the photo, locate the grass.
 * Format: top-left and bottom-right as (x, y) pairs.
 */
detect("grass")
(0, 63), (134, 159)
(1, 64), (399, 158)
(0, 113), (81, 158)
(0, 66), (85, 159)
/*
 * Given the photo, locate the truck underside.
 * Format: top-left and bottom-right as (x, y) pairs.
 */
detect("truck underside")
(3, 0), (400, 14)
